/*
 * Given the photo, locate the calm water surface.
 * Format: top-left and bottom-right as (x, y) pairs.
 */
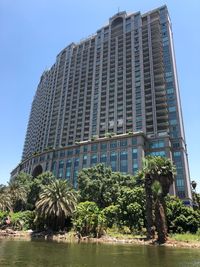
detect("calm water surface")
(0, 239), (200, 267)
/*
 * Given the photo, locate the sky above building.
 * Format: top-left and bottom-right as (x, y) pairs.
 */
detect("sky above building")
(0, 0), (199, 191)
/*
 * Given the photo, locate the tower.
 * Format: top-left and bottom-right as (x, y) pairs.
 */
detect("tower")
(11, 6), (192, 202)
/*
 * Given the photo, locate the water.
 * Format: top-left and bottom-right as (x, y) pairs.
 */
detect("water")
(0, 239), (200, 267)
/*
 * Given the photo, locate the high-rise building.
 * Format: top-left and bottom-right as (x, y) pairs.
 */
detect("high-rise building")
(11, 5), (192, 203)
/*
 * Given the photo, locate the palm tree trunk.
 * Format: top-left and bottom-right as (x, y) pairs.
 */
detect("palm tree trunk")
(145, 175), (153, 239)
(155, 196), (167, 244)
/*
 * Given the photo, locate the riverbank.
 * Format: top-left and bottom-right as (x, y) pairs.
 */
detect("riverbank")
(0, 229), (200, 249)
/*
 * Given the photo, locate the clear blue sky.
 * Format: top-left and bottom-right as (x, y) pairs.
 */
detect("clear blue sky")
(0, 0), (199, 191)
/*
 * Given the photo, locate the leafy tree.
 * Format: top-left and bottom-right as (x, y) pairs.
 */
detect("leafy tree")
(73, 201), (105, 237)
(166, 196), (200, 233)
(35, 179), (77, 231)
(142, 156), (176, 242)
(28, 172), (55, 210)
(10, 210), (35, 231)
(78, 164), (136, 208)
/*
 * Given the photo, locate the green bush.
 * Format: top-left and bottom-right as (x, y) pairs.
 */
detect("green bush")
(10, 211), (35, 230)
(73, 201), (105, 237)
(0, 211), (8, 228)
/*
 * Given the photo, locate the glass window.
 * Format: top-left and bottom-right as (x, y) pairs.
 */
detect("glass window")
(75, 148), (80, 155)
(150, 151), (166, 157)
(53, 151), (58, 159)
(83, 145), (88, 152)
(132, 148), (138, 159)
(67, 150), (73, 156)
(133, 161), (138, 174)
(82, 155), (87, 167)
(110, 141), (117, 149)
(132, 137), (137, 145)
(150, 140), (165, 149)
(169, 106), (176, 112)
(73, 158), (80, 188)
(91, 154), (97, 165)
(170, 119), (177, 125)
(58, 160), (64, 178)
(110, 152), (117, 171)
(60, 150), (65, 158)
(120, 150), (128, 173)
(173, 151), (181, 157)
(51, 161), (57, 176)
(66, 159), (72, 180)
(120, 139), (127, 147)
(100, 153), (107, 164)
(100, 142), (107, 151)
(91, 144), (98, 152)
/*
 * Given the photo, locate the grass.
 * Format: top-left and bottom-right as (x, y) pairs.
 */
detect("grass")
(106, 227), (145, 239)
(171, 233), (200, 242)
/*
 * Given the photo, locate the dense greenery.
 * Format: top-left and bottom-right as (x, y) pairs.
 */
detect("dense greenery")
(0, 160), (199, 243)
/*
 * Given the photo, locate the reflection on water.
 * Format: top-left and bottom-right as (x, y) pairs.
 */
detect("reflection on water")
(0, 239), (200, 267)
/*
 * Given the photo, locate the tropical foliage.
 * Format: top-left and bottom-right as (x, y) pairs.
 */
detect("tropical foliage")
(0, 160), (199, 243)
(142, 156), (176, 243)
(35, 179), (77, 231)
(73, 201), (105, 237)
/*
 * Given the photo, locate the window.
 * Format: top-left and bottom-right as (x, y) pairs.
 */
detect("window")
(120, 150), (128, 173)
(51, 161), (57, 176)
(82, 155), (87, 167)
(173, 151), (181, 157)
(132, 148), (138, 159)
(132, 137), (137, 145)
(91, 154), (97, 165)
(83, 145), (88, 152)
(91, 144), (98, 152)
(150, 140), (165, 149)
(73, 158), (79, 188)
(66, 159), (72, 179)
(100, 142), (107, 151)
(133, 161), (138, 174)
(120, 139), (127, 147)
(75, 148), (80, 155)
(150, 151), (166, 157)
(110, 141), (117, 149)
(67, 150), (73, 156)
(58, 160), (64, 178)
(100, 153), (107, 164)
(110, 152), (117, 171)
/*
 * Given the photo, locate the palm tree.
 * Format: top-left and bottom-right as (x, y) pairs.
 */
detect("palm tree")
(35, 179), (77, 231)
(8, 180), (27, 211)
(0, 185), (12, 211)
(142, 156), (176, 242)
(152, 180), (167, 243)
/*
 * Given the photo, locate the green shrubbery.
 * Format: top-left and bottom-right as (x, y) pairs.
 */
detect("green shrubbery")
(0, 164), (199, 238)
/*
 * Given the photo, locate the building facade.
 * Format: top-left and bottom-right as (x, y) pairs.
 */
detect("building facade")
(11, 6), (192, 202)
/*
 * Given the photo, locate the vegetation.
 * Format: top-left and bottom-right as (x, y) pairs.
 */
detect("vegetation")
(35, 179), (77, 231)
(0, 159), (199, 245)
(142, 156), (176, 243)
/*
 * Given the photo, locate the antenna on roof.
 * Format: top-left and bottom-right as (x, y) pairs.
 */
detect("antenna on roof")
(118, 7), (120, 14)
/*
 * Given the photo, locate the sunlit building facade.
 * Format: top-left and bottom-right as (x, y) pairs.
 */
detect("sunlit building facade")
(11, 6), (192, 202)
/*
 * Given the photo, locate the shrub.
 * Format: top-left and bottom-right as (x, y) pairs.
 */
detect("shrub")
(10, 211), (35, 230)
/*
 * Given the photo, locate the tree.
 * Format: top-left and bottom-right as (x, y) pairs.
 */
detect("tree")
(78, 164), (136, 208)
(8, 179), (27, 212)
(0, 185), (12, 212)
(142, 156), (176, 243)
(28, 172), (55, 210)
(166, 195), (200, 233)
(73, 201), (105, 237)
(152, 181), (167, 243)
(35, 179), (77, 231)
